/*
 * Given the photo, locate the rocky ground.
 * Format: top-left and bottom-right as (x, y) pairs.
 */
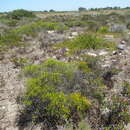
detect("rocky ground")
(0, 28), (130, 130)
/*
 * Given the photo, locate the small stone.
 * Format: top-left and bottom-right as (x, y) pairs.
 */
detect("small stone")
(68, 36), (74, 39)
(102, 64), (110, 68)
(120, 40), (127, 44)
(52, 56), (56, 59)
(113, 51), (118, 55)
(117, 44), (126, 50)
(2, 106), (5, 109)
(71, 32), (78, 36)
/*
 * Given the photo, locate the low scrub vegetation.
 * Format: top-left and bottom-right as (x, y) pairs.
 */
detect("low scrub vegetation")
(17, 59), (93, 129)
(56, 33), (116, 54)
(0, 21), (67, 48)
(17, 57), (130, 129)
(14, 21), (67, 36)
(1, 9), (130, 130)
(0, 31), (22, 47)
(98, 26), (109, 33)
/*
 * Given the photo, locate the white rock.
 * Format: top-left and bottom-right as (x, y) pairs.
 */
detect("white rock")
(117, 44), (126, 50)
(66, 48), (69, 51)
(120, 40), (126, 44)
(102, 64), (110, 68)
(125, 123), (130, 130)
(87, 52), (97, 57)
(52, 56), (56, 59)
(47, 30), (55, 34)
(112, 51), (117, 55)
(2, 106), (5, 109)
(102, 108), (110, 115)
(99, 51), (108, 56)
(71, 32), (78, 36)
(68, 36), (74, 39)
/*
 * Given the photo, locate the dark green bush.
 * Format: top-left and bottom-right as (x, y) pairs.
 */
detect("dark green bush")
(7, 9), (35, 20)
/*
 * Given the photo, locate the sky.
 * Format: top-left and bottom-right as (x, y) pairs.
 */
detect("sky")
(0, 0), (130, 12)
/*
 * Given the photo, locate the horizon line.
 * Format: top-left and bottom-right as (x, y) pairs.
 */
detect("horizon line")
(0, 6), (129, 13)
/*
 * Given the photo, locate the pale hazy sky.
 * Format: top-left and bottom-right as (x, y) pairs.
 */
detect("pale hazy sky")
(0, 0), (130, 12)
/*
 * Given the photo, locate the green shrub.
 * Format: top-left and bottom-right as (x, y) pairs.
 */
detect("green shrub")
(56, 33), (115, 54)
(65, 20), (86, 27)
(102, 95), (130, 129)
(17, 59), (93, 129)
(18, 58), (114, 129)
(98, 26), (109, 33)
(6, 19), (18, 26)
(14, 21), (67, 36)
(6, 9), (35, 20)
(86, 21), (99, 32)
(17, 60), (91, 129)
(78, 61), (91, 72)
(24, 58), (76, 81)
(0, 31), (22, 47)
(23, 64), (41, 77)
(0, 21), (67, 48)
(11, 57), (28, 67)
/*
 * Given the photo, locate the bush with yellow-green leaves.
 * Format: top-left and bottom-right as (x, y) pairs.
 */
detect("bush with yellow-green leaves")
(17, 59), (92, 129)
